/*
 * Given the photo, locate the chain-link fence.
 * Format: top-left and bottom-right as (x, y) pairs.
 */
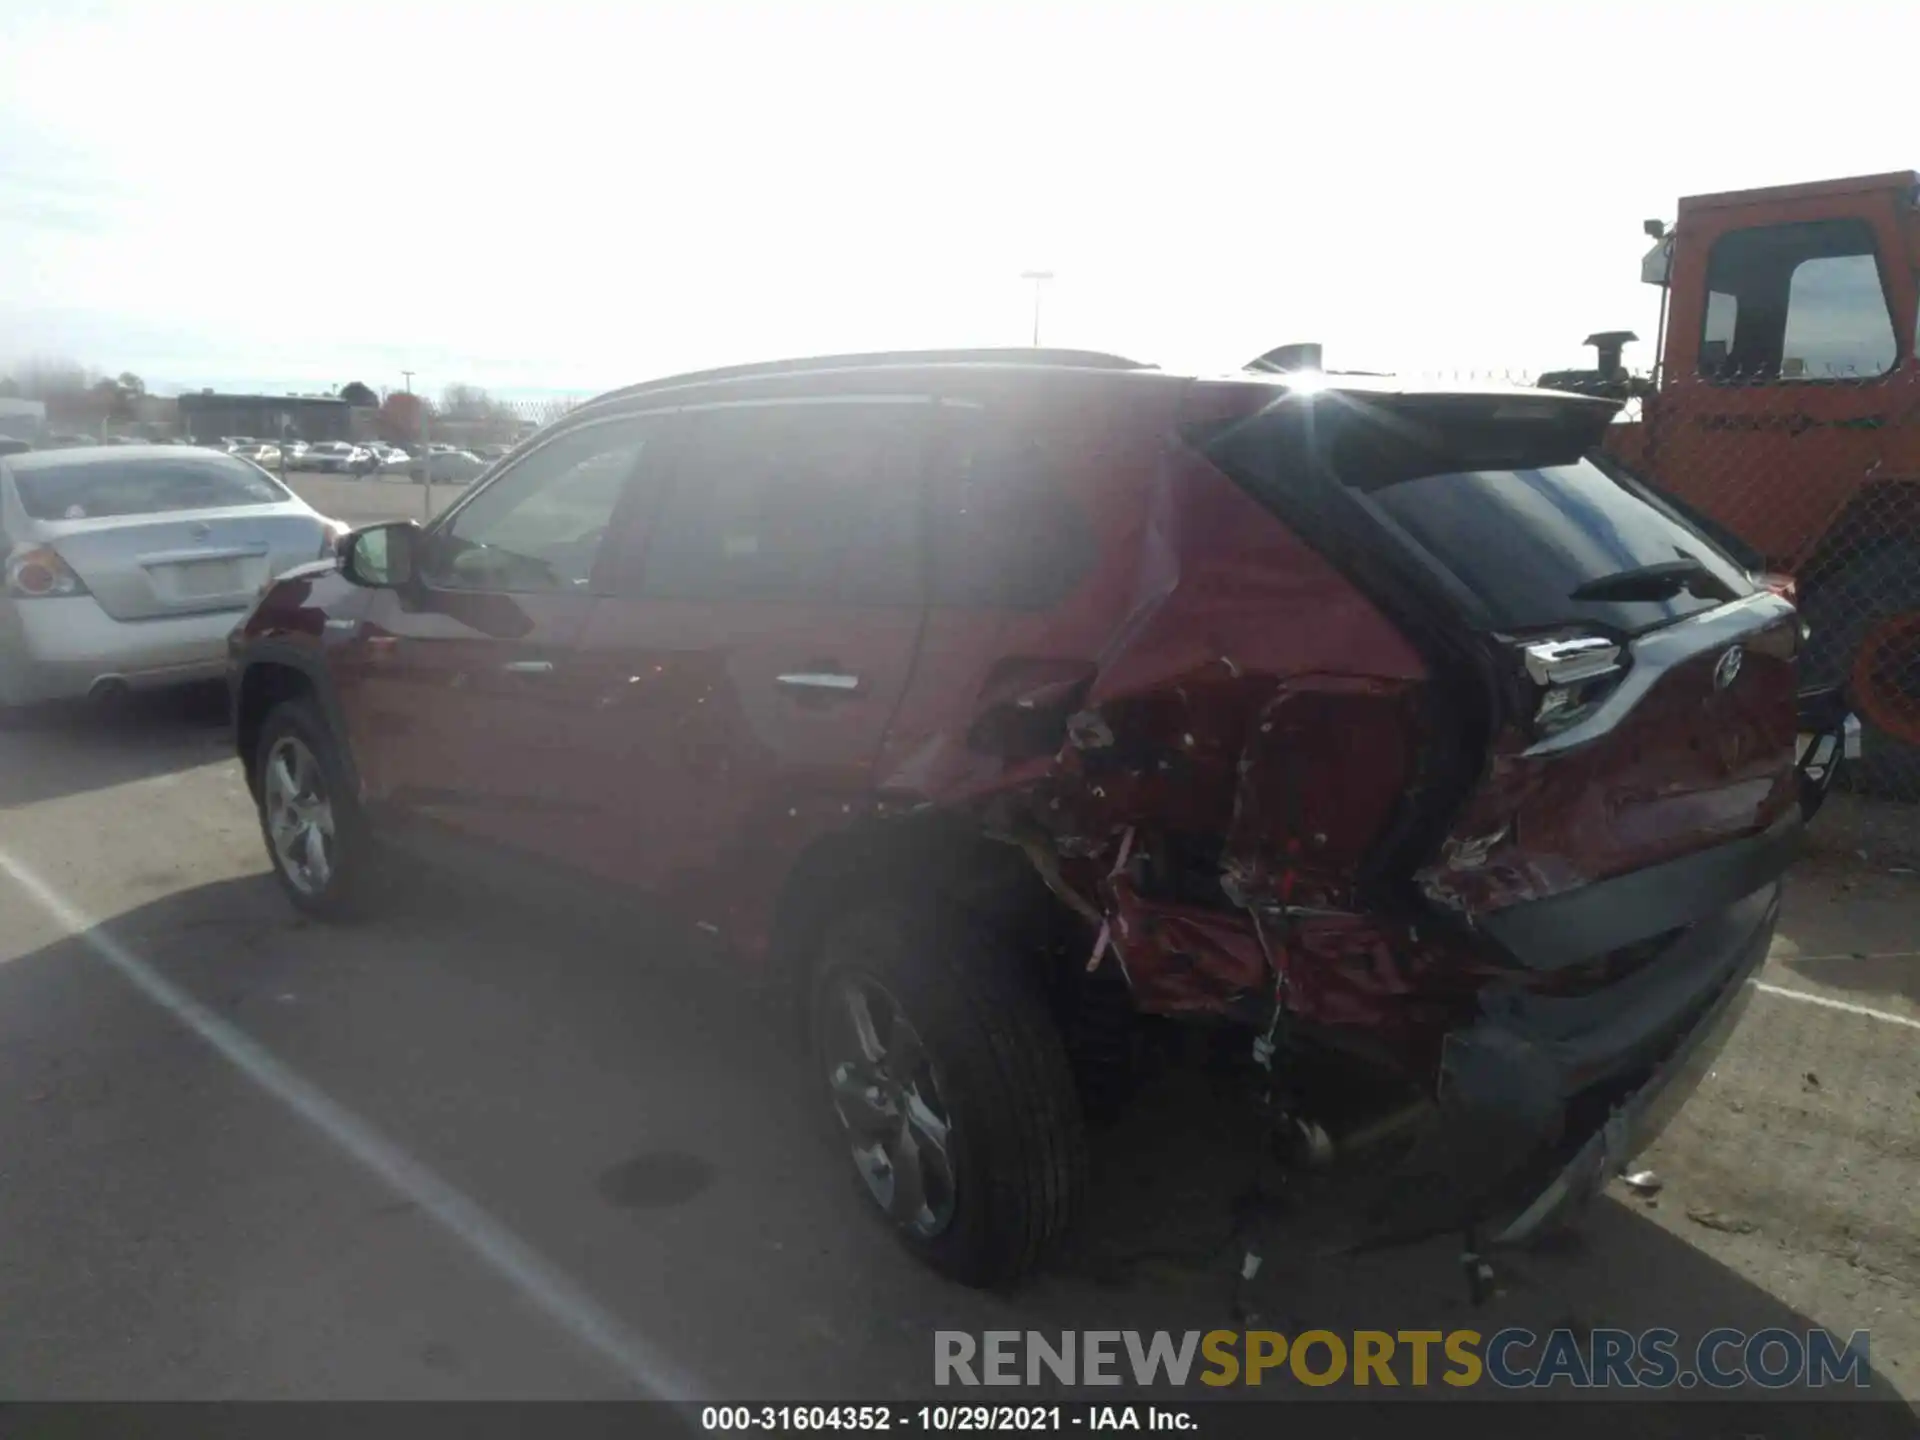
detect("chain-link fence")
(1492, 363), (1920, 811)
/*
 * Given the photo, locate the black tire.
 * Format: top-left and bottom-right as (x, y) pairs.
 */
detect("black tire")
(1801, 543), (1920, 798)
(809, 900), (1088, 1288)
(253, 698), (378, 921)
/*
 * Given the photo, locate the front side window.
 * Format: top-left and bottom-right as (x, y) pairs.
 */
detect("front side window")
(634, 403), (924, 604)
(422, 416), (652, 592)
(1698, 219), (1898, 380)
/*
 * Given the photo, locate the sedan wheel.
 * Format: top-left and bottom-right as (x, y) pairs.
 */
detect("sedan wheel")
(263, 733), (336, 896)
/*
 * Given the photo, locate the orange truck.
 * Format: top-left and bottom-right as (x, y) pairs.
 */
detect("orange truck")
(1546, 171), (1920, 796)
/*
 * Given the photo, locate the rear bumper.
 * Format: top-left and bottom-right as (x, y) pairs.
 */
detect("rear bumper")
(1370, 880), (1779, 1247)
(0, 595), (243, 704)
(1480, 810), (1800, 972)
(1374, 879), (1774, 1251)
(1490, 884), (1775, 1243)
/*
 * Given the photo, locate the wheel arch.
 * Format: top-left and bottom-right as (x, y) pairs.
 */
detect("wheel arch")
(233, 645), (358, 801)
(768, 812), (1077, 1031)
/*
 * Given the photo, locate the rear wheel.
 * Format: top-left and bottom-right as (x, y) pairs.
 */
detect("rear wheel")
(810, 901), (1087, 1287)
(1801, 543), (1920, 797)
(254, 699), (378, 920)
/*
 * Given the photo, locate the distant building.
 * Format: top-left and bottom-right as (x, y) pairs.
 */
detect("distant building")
(177, 392), (352, 445)
(0, 397), (47, 443)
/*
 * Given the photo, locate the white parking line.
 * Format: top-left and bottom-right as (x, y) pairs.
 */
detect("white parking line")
(0, 847), (701, 1401)
(1753, 980), (1920, 1031)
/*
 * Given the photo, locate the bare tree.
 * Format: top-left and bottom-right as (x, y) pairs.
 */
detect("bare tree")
(14, 357), (97, 403)
(439, 382), (494, 420)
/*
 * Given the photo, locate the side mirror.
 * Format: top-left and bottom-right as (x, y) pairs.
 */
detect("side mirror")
(341, 520), (421, 588)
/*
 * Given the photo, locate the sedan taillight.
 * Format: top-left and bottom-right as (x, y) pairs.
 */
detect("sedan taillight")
(5, 545), (90, 599)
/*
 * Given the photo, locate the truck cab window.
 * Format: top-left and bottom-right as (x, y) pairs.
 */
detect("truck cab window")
(1699, 219), (1897, 381)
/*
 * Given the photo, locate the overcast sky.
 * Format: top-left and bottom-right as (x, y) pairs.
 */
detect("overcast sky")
(1, 0), (1913, 399)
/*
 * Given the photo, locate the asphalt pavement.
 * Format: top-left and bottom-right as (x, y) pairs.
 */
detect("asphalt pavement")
(1, 686), (1916, 1419)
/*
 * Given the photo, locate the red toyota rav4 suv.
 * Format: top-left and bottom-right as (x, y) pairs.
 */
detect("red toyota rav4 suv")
(229, 348), (1803, 1287)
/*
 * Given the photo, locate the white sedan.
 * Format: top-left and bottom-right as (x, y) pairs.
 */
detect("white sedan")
(0, 445), (346, 708)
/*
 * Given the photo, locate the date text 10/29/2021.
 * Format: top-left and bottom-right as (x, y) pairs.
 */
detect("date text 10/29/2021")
(701, 1409), (1191, 1432)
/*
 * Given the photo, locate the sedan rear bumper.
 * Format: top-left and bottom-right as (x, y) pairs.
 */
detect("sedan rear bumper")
(0, 595), (244, 704)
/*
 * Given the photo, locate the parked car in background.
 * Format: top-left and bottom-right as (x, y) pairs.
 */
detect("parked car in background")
(280, 440), (311, 467)
(231, 443), (283, 468)
(408, 448), (486, 484)
(2, 445), (346, 709)
(303, 441), (367, 474)
(229, 347), (1806, 1287)
(369, 443), (411, 472)
(474, 443), (513, 462)
(219, 437), (258, 452)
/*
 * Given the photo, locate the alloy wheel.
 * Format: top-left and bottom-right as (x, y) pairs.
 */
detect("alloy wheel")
(821, 977), (957, 1239)
(263, 735), (336, 896)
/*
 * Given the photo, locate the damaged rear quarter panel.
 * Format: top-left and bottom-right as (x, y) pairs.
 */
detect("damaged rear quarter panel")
(1418, 612), (1802, 920)
(876, 374), (1448, 1026)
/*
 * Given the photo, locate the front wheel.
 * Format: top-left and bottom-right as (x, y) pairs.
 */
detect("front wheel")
(254, 699), (379, 920)
(810, 901), (1087, 1288)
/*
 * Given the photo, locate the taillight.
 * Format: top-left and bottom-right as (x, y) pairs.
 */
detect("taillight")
(1520, 635), (1624, 738)
(1753, 572), (1810, 642)
(5, 545), (90, 599)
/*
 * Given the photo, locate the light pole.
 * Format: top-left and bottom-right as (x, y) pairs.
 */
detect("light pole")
(1020, 270), (1054, 347)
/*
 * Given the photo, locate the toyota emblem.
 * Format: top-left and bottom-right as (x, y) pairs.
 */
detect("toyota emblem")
(1713, 645), (1744, 691)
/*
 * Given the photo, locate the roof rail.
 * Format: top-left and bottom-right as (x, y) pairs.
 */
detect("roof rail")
(578, 346), (1150, 411)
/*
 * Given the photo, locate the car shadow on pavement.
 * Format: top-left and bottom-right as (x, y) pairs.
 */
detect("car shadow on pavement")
(0, 681), (232, 809)
(0, 869), (1911, 1423)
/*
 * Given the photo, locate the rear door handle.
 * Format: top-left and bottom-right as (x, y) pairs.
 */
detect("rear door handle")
(500, 660), (556, 675)
(776, 672), (861, 692)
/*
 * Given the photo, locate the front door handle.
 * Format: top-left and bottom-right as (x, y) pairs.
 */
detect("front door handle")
(500, 659), (555, 675)
(776, 672), (861, 692)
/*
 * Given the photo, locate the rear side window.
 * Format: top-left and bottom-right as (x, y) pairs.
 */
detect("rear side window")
(9, 453), (289, 519)
(635, 402), (925, 605)
(927, 409), (1095, 609)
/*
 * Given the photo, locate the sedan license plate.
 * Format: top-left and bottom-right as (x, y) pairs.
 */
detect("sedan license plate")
(168, 557), (246, 599)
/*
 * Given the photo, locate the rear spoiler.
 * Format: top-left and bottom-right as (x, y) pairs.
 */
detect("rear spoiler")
(1307, 391), (1621, 492)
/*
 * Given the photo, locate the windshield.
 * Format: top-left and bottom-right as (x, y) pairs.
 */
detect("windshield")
(9, 452), (292, 519)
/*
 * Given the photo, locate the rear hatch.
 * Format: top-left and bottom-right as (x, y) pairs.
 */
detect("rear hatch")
(7, 451), (324, 620)
(1190, 381), (1801, 943)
